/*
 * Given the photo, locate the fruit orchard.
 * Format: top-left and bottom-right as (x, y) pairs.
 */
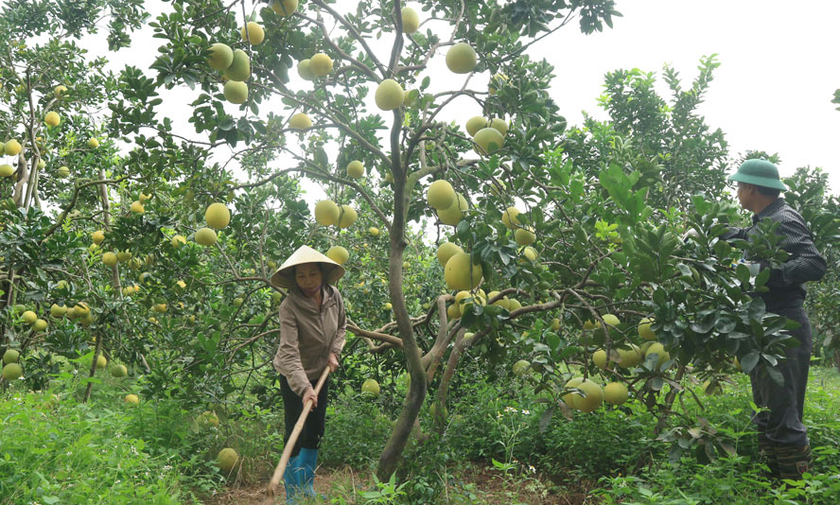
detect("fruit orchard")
(1, 0), (839, 502)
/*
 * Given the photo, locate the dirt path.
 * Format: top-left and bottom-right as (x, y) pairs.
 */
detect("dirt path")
(200, 465), (597, 505)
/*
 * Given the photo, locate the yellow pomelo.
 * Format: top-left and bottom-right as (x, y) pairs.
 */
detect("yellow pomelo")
(638, 317), (656, 341)
(102, 252), (118, 267)
(562, 377), (584, 407)
(489, 117), (508, 136)
(645, 342), (670, 367)
(195, 227), (217, 246)
(224, 49), (250, 82)
(572, 379), (604, 413)
(512, 359), (530, 376)
(309, 53), (333, 76)
(2, 363), (22, 381)
(271, 0), (298, 16)
(223, 81), (248, 104)
(289, 112), (312, 130)
(437, 192), (467, 226)
(446, 303), (461, 319)
(603, 382), (629, 405)
(207, 43), (234, 71)
(87, 138), (99, 149)
(489, 291), (510, 310)
(384, 302), (392, 310)
(111, 364), (128, 378)
(54, 85), (68, 98)
(617, 344), (643, 368)
(3, 349), (19, 364)
(367, 227), (379, 237)
(602, 314), (620, 327)
(337, 205), (357, 228)
(401, 7), (420, 33)
(171, 234), (186, 247)
(426, 180), (456, 210)
(551, 318), (561, 331)
(205, 203), (231, 229)
(501, 207), (521, 229)
(488, 72), (508, 95)
(361, 378), (380, 397)
(4, 140), (21, 155)
(0, 164), (14, 177)
(375, 79), (404, 111)
(198, 411), (220, 428)
(508, 298), (522, 311)
(3, 349), (20, 365)
(326, 246), (349, 265)
(130, 201), (144, 214)
(240, 22), (264, 45)
(50, 304), (67, 318)
(465, 116), (489, 137)
(592, 349), (608, 369)
(217, 448), (239, 473)
(125, 394), (140, 405)
(346, 160), (364, 178)
(153, 303), (168, 313)
(514, 227), (536, 246)
(444, 251), (483, 291)
(445, 42), (477, 74)
(116, 250), (131, 263)
(522, 246), (538, 262)
(314, 200), (340, 226)
(474, 127), (505, 155)
(91, 230), (105, 244)
(436, 242), (463, 267)
(45, 111), (60, 127)
(33, 319), (48, 332)
(297, 59), (316, 81)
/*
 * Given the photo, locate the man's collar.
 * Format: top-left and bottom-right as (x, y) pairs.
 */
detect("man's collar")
(752, 198), (785, 224)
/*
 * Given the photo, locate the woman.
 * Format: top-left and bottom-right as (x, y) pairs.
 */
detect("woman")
(271, 245), (346, 503)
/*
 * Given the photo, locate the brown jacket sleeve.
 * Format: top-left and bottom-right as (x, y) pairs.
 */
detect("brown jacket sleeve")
(331, 289), (347, 357)
(273, 300), (312, 397)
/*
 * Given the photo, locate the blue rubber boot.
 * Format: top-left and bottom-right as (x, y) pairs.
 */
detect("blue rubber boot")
(297, 448), (326, 500)
(283, 453), (301, 504)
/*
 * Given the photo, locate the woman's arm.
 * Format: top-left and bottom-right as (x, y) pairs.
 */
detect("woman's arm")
(274, 302), (314, 398)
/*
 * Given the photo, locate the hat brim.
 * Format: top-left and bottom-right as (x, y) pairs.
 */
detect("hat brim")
(270, 245), (346, 288)
(271, 263), (345, 289)
(728, 173), (788, 191)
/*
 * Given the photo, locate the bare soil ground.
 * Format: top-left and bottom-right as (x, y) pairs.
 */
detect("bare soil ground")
(200, 463), (600, 505)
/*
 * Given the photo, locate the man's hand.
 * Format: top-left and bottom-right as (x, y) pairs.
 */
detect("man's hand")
(328, 353), (340, 373)
(302, 388), (317, 410)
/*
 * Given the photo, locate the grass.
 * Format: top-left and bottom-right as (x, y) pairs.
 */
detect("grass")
(1, 366), (839, 504)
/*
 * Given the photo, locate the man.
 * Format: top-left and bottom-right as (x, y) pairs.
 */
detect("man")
(721, 159), (827, 480)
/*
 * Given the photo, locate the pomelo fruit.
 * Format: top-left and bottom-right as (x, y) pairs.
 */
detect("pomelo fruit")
(205, 202), (231, 229)
(445, 42), (477, 74)
(426, 180), (456, 210)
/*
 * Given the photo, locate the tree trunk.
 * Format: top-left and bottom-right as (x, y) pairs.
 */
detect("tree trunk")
(375, 100), (427, 480)
(653, 363), (687, 436)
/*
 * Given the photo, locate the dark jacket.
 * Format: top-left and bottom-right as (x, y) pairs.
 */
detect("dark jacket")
(722, 198), (827, 310)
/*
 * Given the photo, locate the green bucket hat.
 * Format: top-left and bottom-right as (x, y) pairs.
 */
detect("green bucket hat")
(728, 159), (787, 191)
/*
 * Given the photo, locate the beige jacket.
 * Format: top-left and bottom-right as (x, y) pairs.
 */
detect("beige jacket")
(273, 285), (346, 397)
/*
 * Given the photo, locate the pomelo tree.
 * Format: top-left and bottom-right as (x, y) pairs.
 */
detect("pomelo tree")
(2, 0), (837, 483)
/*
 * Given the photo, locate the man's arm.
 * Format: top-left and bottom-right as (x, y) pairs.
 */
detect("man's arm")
(763, 213), (828, 287)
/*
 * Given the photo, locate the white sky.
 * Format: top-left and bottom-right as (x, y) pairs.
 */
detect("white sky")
(78, 0), (839, 198)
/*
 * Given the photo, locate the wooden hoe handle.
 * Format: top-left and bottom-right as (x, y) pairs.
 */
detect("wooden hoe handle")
(267, 367), (331, 496)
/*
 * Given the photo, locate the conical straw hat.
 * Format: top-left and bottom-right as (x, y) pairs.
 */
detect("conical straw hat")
(271, 245), (345, 289)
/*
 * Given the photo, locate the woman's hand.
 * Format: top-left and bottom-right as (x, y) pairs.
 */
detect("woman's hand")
(302, 388), (318, 410)
(328, 353), (340, 373)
